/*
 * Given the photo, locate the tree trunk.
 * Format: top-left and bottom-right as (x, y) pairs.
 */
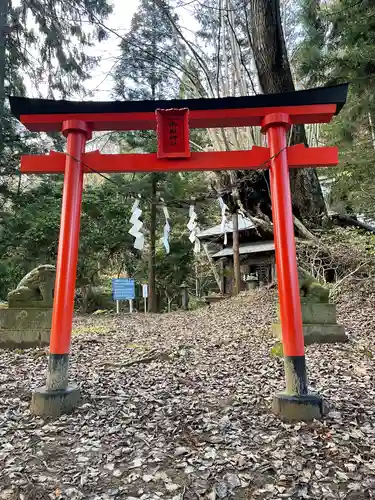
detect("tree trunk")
(148, 174), (157, 313)
(147, 4), (158, 313)
(80, 284), (91, 314)
(195, 260), (200, 297)
(232, 211), (241, 295)
(0, 0), (7, 109)
(247, 0), (326, 225)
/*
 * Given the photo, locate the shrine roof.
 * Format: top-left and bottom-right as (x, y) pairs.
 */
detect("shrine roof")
(9, 83), (348, 132)
(212, 241), (275, 259)
(197, 214), (255, 240)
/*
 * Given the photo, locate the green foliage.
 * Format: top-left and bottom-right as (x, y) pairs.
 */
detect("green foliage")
(0, 167), (215, 309)
(188, 295), (207, 311)
(297, 0), (375, 216)
(108, 0), (214, 311)
(6, 0), (113, 98)
(81, 286), (114, 313)
(0, 0), (218, 310)
(0, 108), (50, 201)
(0, 0), (114, 300)
(113, 0), (180, 101)
(270, 341), (284, 357)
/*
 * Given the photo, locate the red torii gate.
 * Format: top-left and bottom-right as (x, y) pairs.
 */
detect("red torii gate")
(10, 83), (348, 420)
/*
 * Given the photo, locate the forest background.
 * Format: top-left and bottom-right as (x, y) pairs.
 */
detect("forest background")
(1, 0), (374, 312)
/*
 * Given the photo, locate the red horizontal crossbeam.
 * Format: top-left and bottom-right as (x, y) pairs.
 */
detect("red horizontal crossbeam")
(20, 144), (338, 174)
(19, 104), (337, 133)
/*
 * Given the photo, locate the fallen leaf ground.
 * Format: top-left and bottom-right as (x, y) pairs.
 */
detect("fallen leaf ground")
(1, 289), (375, 500)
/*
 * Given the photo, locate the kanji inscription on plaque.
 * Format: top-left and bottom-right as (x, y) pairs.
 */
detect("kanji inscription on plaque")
(156, 108), (190, 159)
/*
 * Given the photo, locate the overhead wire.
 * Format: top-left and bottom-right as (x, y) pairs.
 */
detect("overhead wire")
(179, 0), (251, 13)
(55, 145), (287, 208)
(174, 0), (199, 7)
(86, 59), (120, 97)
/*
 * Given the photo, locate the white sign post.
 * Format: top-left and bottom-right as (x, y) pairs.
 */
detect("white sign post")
(142, 284), (148, 314)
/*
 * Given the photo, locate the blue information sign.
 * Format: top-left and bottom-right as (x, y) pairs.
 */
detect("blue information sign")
(112, 278), (135, 300)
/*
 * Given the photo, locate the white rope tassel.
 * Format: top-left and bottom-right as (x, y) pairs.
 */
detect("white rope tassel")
(129, 199), (145, 250)
(218, 197), (229, 246)
(187, 204), (201, 254)
(162, 206), (171, 254)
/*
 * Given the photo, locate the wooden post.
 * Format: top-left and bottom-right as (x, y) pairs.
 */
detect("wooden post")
(232, 211), (241, 295)
(180, 283), (189, 310)
(195, 260), (200, 297)
(148, 175), (157, 313)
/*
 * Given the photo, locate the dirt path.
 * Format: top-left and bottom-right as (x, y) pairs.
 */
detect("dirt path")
(1, 290), (375, 499)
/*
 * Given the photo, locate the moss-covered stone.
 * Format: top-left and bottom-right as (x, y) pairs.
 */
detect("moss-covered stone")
(273, 301), (347, 345)
(7, 265), (55, 308)
(270, 341), (284, 357)
(298, 268), (329, 303)
(0, 308), (52, 349)
(276, 303), (338, 325)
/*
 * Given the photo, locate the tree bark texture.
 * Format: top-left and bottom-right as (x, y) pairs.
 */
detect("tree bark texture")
(148, 174), (157, 313)
(247, 0), (326, 225)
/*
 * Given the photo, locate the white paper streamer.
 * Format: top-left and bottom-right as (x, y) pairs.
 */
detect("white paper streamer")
(134, 233), (145, 250)
(131, 199), (140, 212)
(162, 206), (171, 254)
(128, 199), (144, 250)
(218, 197), (229, 246)
(187, 204), (201, 254)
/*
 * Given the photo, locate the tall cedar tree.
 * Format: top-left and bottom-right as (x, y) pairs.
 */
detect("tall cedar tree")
(1, 0), (112, 101)
(0, 0), (113, 205)
(113, 0), (181, 312)
(246, 0), (326, 225)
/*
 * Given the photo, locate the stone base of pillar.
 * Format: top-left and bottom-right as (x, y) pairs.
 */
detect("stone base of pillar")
(272, 302), (348, 345)
(272, 393), (324, 421)
(31, 384), (80, 417)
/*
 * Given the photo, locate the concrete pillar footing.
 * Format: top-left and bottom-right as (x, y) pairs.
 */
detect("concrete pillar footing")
(31, 384), (81, 417)
(272, 392), (324, 421)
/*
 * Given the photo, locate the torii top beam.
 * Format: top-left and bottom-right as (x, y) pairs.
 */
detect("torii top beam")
(9, 83), (348, 132)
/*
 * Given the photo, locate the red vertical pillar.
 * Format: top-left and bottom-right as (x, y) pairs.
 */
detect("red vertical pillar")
(31, 120), (91, 417)
(261, 113), (323, 420)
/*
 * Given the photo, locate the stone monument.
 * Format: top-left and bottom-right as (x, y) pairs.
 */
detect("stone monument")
(0, 265), (55, 348)
(272, 268), (347, 345)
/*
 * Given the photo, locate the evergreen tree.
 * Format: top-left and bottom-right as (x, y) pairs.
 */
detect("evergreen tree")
(297, 0), (375, 217)
(245, 0), (326, 224)
(2, 0), (113, 101)
(0, 0), (113, 226)
(0, 0), (114, 299)
(113, 0), (183, 313)
(113, 0), (180, 101)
